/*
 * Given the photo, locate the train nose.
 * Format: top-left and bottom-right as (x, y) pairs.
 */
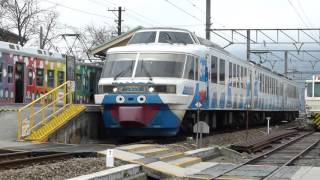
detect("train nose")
(110, 105), (160, 127)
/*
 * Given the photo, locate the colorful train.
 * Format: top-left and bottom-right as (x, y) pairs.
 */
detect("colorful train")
(0, 41), (101, 104)
(95, 27), (300, 136)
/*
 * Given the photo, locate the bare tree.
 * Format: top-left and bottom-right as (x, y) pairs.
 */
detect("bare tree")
(84, 24), (114, 49)
(0, 0), (8, 26)
(38, 11), (58, 49)
(3, 0), (41, 46)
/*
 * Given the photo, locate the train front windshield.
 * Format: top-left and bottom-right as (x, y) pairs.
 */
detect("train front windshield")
(102, 53), (185, 78)
(102, 53), (136, 78)
(135, 53), (185, 78)
(306, 82), (320, 97)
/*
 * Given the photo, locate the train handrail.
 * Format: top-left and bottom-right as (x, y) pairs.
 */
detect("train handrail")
(17, 81), (74, 141)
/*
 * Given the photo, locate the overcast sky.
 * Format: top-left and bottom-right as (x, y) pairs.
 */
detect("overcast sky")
(39, 0), (320, 35)
(38, 0), (320, 78)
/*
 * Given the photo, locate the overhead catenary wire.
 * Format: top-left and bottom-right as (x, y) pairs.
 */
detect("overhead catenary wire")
(295, 0), (314, 29)
(43, 0), (113, 19)
(164, 0), (204, 23)
(287, 0), (310, 29)
(185, 0), (206, 14)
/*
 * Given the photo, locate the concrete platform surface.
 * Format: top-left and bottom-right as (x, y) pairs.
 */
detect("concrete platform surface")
(68, 164), (144, 180)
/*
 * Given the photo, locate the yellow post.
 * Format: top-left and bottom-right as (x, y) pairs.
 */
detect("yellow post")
(30, 105), (34, 133)
(41, 96), (45, 124)
(17, 111), (21, 140)
(69, 81), (73, 105)
(53, 90), (57, 116)
(63, 83), (67, 109)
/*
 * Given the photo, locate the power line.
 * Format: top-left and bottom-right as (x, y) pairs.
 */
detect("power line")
(185, 0), (206, 14)
(164, 0), (203, 23)
(43, 0), (113, 19)
(296, 0), (314, 28)
(287, 0), (310, 28)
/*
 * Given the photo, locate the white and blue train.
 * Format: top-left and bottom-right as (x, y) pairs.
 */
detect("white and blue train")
(95, 28), (300, 136)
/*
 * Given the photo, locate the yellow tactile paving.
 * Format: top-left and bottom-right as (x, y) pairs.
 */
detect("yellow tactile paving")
(169, 157), (202, 167)
(159, 152), (185, 161)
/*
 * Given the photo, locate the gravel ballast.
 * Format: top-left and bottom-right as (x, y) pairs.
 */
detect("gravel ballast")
(0, 157), (120, 180)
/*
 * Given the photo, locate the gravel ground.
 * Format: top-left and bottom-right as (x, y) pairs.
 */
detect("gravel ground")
(202, 119), (304, 147)
(0, 157), (122, 180)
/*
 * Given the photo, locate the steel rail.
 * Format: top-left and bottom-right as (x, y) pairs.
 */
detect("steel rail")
(263, 137), (320, 180)
(209, 131), (314, 179)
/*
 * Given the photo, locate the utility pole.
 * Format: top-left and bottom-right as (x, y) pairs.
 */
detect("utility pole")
(108, 7), (125, 36)
(246, 30), (250, 61)
(284, 51), (288, 77)
(205, 0), (211, 40)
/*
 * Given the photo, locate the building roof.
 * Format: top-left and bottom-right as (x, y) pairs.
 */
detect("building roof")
(0, 28), (19, 44)
(89, 26), (143, 58)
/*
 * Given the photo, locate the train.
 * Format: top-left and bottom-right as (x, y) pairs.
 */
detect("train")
(305, 75), (320, 128)
(95, 27), (300, 136)
(0, 41), (102, 104)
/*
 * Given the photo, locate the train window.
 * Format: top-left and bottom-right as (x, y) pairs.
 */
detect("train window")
(211, 56), (218, 83)
(241, 67), (244, 88)
(47, 70), (55, 87)
(9, 44), (15, 49)
(314, 82), (320, 97)
(136, 53), (185, 78)
(76, 74), (82, 90)
(184, 56), (194, 80)
(28, 69), (33, 85)
(195, 57), (199, 80)
(36, 68), (44, 86)
(229, 62), (232, 83)
(7, 65), (13, 83)
(37, 50), (42, 54)
(102, 53), (136, 78)
(259, 74), (262, 91)
(0, 63), (2, 83)
(236, 65), (240, 88)
(158, 31), (194, 44)
(233, 64), (236, 87)
(128, 31), (156, 44)
(219, 59), (225, 84)
(58, 71), (64, 85)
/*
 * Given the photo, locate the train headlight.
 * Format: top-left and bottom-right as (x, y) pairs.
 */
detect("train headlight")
(137, 95), (146, 103)
(148, 87), (155, 93)
(116, 95), (125, 103)
(112, 87), (118, 93)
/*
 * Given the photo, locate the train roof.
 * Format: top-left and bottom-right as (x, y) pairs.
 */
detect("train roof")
(0, 41), (64, 61)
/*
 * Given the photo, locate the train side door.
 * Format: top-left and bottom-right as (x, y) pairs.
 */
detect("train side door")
(15, 62), (24, 103)
(89, 72), (97, 103)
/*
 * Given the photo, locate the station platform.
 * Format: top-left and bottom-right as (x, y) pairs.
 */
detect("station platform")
(98, 144), (320, 180)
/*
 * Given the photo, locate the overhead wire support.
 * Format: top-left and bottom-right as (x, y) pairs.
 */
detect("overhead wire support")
(108, 7), (125, 36)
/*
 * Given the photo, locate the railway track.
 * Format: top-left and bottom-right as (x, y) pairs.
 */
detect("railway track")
(211, 131), (320, 179)
(0, 151), (95, 170)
